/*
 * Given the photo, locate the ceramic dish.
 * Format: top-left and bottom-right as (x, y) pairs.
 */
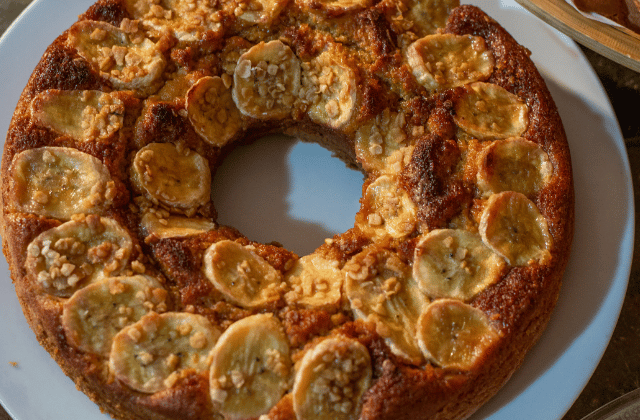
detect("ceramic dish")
(0, 0), (634, 419)
(581, 388), (640, 420)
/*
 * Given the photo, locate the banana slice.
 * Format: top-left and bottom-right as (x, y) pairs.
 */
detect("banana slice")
(283, 253), (342, 310)
(344, 247), (426, 363)
(26, 215), (133, 297)
(406, 34), (494, 91)
(479, 191), (552, 266)
(155, 71), (201, 102)
(130, 142), (211, 212)
(354, 109), (409, 172)
(140, 211), (216, 239)
(454, 82), (529, 139)
(62, 275), (168, 356)
(186, 76), (243, 147)
(232, 40), (301, 120)
(203, 240), (283, 308)
(404, 0), (460, 36)
(292, 336), (372, 420)
(477, 138), (553, 197)
(30, 89), (124, 142)
(7, 147), (115, 220)
(416, 299), (500, 370)
(123, 0), (222, 42)
(209, 314), (291, 419)
(413, 229), (505, 301)
(300, 0), (372, 15)
(110, 312), (221, 393)
(358, 175), (417, 240)
(303, 50), (357, 129)
(67, 20), (166, 94)
(236, 0), (288, 24)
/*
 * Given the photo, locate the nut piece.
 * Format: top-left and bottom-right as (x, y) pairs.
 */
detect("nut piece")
(130, 142), (211, 212)
(416, 299), (500, 370)
(186, 76), (243, 147)
(67, 20), (166, 94)
(110, 312), (221, 393)
(293, 336), (372, 420)
(412, 229), (505, 301)
(209, 314), (291, 419)
(479, 191), (552, 266)
(62, 275), (167, 356)
(30, 90), (125, 142)
(235, 0), (289, 24)
(26, 216), (133, 297)
(454, 82), (529, 139)
(344, 247), (427, 363)
(7, 147), (115, 220)
(406, 34), (494, 91)
(232, 40), (301, 119)
(203, 240), (282, 308)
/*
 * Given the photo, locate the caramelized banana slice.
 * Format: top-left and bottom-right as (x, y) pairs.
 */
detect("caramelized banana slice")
(283, 253), (342, 310)
(123, 0), (222, 42)
(358, 175), (417, 239)
(236, 0), (288, 24)
(406, 34), (494, 91)
(303, 51), (357, 129)
(404, 0), (459, 36)
(203, 240), (282, 308)
(186, 76), (243, 147)
(416, 299), (500, 370)
(130, 143), (211, 212)
(8, 147), (115, 220)
(454, 82), (529, 139)
(26, 215), (133, 297)
(477, 138), (553, 197)
(300, 0), (372, 15)
(293, 336), (372, 420)
(110, 312), (221, 393)
(413, 229), (505, 301)
(232, 40), (301, 119)
(354, 109), (409, 172)
(30, 90), (124, 141)
(62, 275), (168, 356)
(67, 20), (166, 94)
(344, 248), (426, 363)
(479, 191), (552, 266)
(209, 314), (291, 419)
(140, 212), (216, 239)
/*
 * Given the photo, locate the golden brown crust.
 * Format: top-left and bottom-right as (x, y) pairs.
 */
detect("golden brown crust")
(1, 1), (573, 420)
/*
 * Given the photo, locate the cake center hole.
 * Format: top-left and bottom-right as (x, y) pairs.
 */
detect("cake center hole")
(211, 134), (365, 256)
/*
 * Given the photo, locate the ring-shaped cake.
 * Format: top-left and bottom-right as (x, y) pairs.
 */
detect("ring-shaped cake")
(0, 0), (574, 419)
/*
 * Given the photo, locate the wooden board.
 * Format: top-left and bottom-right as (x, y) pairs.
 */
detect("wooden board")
(516, 0), (640, 72)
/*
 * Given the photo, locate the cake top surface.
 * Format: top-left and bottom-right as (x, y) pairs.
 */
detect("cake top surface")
(0, 0), (636, 420)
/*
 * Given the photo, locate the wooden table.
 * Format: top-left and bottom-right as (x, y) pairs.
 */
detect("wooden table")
(1, 1), (639, 419)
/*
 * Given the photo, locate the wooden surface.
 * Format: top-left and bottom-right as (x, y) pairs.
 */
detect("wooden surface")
(516, 0), (640, 72)
(1, 1), (639, 420)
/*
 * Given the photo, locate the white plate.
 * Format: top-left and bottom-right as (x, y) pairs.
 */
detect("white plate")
(0, 0), (633, 419)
